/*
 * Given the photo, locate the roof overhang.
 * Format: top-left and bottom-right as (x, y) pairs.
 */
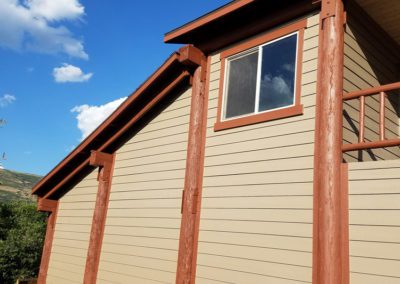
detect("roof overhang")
(354, 0), (400, 46)
(165, 0), (319, 54)
(32, 46), (204, 200)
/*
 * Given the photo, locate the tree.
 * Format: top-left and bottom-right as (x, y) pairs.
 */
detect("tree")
(0, 201), (47, 283)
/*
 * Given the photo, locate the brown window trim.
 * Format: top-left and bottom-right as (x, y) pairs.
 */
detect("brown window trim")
(214, 18), (307, 132)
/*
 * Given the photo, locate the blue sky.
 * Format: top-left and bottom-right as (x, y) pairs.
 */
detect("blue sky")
(0, 0), (230, 175)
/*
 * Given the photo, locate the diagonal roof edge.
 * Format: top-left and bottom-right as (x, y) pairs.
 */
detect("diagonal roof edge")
(164, 0), (255, 43)
(32, 48), (201, 199)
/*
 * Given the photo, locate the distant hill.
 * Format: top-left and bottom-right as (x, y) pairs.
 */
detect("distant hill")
(0, 169), (42, 202)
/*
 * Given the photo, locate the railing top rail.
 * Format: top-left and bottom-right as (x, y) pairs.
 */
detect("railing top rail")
(343, 82), (400, 101)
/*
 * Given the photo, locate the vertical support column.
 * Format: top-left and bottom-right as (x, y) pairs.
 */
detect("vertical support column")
(37, 198), (58, 284)
(84, 151), (115, 284)
(340, 163), (349, 284)
(313, 0), (347, 283)
(176, 45), (208, 284)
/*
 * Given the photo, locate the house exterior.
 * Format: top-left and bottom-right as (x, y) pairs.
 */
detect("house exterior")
(32, 0), (400, 283)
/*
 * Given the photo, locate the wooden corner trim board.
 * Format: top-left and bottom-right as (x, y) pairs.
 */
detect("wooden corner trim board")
(341, 163), (350, 284)
(83, 151), (115, 284)
(214, 18), (307, 131)
(37, 199), (59, 284)
(312, 0), (346, 283)
(176, 49), (209, 284)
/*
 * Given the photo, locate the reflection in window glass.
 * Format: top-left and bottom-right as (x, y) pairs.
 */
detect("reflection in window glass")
(224, 51), (258, 119)
(259, 34), (297, 112)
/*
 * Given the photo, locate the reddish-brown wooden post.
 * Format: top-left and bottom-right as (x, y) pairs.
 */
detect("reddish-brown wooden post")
(176, 45), (208, 284)
(84, 151), (115, 284)
(359, 96), (365, 143)
(313, 0), (347, 283)
(37, 198), (58, 284)
(379, 91), (386, 141)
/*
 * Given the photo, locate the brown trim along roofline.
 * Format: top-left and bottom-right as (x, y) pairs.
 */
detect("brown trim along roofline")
(164, 0), (255, 43)
(32, 53), (179, 196)
(164, 0), (319, 54)
(37, 198), (59, 284)
(41, 71), (191, 199)
(214, 18), (306, 131)
(33, 52), (195, 199)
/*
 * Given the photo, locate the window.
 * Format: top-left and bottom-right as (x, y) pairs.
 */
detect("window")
(214, 20), (306, 131)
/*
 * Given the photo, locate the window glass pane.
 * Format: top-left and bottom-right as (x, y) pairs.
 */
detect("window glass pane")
(224, 51), (258, 119)
(259, 34), (297, 112)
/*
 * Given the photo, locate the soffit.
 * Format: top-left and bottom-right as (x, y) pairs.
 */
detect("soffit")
(355, 0), (400, 45)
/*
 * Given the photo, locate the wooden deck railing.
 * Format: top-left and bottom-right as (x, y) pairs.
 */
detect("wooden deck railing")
(342, 82), (400, 152)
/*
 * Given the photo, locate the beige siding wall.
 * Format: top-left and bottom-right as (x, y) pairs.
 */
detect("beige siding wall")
(96, 88), (192, 283)
(345, 8), (400, 283)
(195, 14), (319, 283)
(46, 170), (98, 284)
(348, 160), (400, 283)
(343, 10), (400, 161)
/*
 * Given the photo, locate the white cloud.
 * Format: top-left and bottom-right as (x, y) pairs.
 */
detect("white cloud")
(282, 63), (295, 72)
(261, 74), (293, 108)
(71, 97), (127, 140)
(53, 63), (92, 82)
(0, 0), (87, 59)
(0, 94), (16, 107)
(266, 75), (291, 96)
(26, 0), (84, 21)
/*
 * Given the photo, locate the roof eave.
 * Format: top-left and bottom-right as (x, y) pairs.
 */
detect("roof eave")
(164, 0), (256, 43)
(164, 0), (320, 53)
(32, 48), (204, 199)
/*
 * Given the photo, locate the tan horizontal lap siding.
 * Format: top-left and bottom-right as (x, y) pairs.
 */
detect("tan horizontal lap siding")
(96, 87), (192, 284)
(196, 14), (319, 284)
(348, 160), (400, 283)
(343, 10), (400, 162)
(46, 170), (98, 284)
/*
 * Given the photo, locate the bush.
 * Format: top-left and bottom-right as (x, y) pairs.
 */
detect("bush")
(0, 201), (46, 284)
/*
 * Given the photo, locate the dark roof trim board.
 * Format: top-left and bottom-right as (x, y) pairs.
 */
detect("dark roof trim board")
(164, 0), (255, 42)
(164, 0), (319, 53)
(32, 46), (202, 199)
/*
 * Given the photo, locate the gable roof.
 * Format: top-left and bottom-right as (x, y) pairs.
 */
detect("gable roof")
(32, 49), (200, 199)
(33, 0), (319, 199)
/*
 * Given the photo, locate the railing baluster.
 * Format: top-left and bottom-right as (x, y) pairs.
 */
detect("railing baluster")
(342, 82), (400, 153)
(379, 91), (386, 141)
(359, 96), (365, 143)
